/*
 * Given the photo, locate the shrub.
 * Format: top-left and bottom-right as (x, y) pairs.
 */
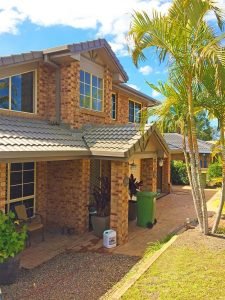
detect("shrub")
(171, 160), (189, 185)
(207, 161), (222, 181)
(0, 211), (27, 263)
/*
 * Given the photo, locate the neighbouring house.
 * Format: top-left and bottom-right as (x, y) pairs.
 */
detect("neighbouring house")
(164, 133), (212, 186)
(0, 39), (170, 245)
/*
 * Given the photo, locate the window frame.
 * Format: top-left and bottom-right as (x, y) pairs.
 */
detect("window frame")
(0, 69), (37, 114)
(111, 93), (117, 120)
(6, 162), (36, 217)
(79, 69), (104, 112)
(129, 99), (142, 123)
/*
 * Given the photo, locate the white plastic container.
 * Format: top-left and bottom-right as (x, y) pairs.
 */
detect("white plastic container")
(103, 230), (117, 248)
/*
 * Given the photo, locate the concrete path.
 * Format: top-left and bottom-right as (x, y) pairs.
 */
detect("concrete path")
(21, 186), (219, 268)
(112, 186), (219, 256)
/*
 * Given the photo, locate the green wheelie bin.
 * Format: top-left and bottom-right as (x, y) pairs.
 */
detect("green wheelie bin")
(136, 191), (157, 227)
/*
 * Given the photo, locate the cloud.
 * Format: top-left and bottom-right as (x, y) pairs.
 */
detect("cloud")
(0, 0), (172, 55)
(139, 65), (153, 75)
(152, 90), (161, 97)
(126, 83), (140, 91)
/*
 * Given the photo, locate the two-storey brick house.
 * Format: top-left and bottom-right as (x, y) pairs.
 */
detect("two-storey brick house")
(0, 39), (170, 244)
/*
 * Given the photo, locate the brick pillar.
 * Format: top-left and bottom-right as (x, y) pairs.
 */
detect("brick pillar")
(110, 161), (129, 245)
(76, 159), (90, 233)
(161, 157), (170, 193)
(141, 158), (157, 192)
(36, 161), (48, 224)
(0, 163), (6, 212)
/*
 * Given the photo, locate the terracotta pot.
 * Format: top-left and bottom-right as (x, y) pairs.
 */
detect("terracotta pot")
(0, 255), (21, 285)
(128, 200), (137, 221)
(91, 215), (110, 238)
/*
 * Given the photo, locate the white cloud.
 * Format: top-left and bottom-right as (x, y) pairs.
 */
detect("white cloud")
(0, 0), (172, 55)
(152, 90), (161, 97)
(139, 65), (153, 75)
(126, 83), (140, 91)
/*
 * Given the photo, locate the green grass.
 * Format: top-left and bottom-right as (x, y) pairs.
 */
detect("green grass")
(122, 242), (225, 300)
(212, 199), (225, 214)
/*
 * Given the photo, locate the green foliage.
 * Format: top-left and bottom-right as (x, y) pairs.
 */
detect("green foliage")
(171, 160), (189, 185)
(207, 161), (222, 181)
(196, 111), (214, 141)
(0, 211), (27, 263)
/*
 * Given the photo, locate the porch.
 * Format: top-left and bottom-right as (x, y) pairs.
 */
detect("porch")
(21, 186), (219, 269)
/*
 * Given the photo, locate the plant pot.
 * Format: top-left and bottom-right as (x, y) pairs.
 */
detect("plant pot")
(91, 215), (110, 238)
(0, 255), (21, 285)
(128, 200), (137, 221)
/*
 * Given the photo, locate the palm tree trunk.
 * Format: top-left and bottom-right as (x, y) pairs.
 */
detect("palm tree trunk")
(183, 132), (203, 229)
(212, 118), (225, 233)
(186, 79), (208, 234)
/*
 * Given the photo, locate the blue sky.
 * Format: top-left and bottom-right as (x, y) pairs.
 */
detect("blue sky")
(0, 0), (224, 102)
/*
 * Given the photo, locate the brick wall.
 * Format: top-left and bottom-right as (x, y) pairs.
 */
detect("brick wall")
(141, 158), (157, 192)
(110, 161), (129, 245)
(0, 163), (6, 212)
(36, 161), (48, 224)
(46, 159), (90, 233)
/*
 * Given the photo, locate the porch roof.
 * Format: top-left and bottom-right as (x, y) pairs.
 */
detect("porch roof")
(0, 115), (169, 161)
(0, 115), (89, 161)
(83, 123), (169, 158)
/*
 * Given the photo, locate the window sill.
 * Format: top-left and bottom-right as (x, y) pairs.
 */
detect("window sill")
(79, 108), (106, 118)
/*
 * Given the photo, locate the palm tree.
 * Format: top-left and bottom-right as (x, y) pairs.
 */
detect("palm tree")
(197, 64), (225, 233)
(129, 0), (225, 234)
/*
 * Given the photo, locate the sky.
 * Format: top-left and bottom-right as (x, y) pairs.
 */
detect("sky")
(0, 0), (224, 102)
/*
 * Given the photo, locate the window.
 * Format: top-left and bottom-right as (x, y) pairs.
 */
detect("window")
(5, 162), (36, 218)
(129, 100), (141, 123)
(200, 154), (208, 168)
(0, 71), (35, 113)
(111, 93), (117, 119)
(80, 70), (103, 111)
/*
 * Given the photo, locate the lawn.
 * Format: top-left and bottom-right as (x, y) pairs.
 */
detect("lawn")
(122, 230), (225, 300)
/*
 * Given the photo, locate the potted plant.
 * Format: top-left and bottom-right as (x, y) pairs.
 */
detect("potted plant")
(0, 211), (27, 285)
(91, 176), (110, 238)
(128, 174), (143, 221)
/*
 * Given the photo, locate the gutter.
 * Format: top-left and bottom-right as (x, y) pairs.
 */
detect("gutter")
(44, 55), (61, 124)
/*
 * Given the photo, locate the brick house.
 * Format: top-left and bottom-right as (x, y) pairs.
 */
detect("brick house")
(0, 39), (170, 245)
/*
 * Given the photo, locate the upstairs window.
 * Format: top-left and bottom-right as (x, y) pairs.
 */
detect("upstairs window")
(129, 100), (141, 123)
(0, 71), (35, 113)
(80, 70), (103, 112)
(111, 93), (117, 120)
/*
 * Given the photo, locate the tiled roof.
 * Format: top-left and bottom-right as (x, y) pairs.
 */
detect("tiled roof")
(0, 39), (128, 82)
(0, 52), (43, 67)
(164, 133), (212, 154)
(0, 115), (169, 160)
(0, 115), (89, 158)
(83, 124), (154, 157)
(115, 83), (160, 105)
(68, 39), (128, 81)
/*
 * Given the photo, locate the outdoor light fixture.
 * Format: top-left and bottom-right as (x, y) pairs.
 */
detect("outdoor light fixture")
(129, 160), (137, 171)
(159, 158), (164, 167)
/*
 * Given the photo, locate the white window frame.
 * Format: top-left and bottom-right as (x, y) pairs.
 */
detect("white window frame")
(111, 93), (117, 120)
(0, 69), (37, 114)
(6, 162), (36, 216)
(129, 100), (142, 123)
(79, 70), (104, 112)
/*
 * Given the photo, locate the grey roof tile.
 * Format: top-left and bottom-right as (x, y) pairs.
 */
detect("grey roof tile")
(164, 133), (212, 154)
(0, 115), (88, 155)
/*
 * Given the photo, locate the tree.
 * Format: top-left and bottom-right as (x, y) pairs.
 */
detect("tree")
(129, 0), (225, 234)
(195, 111), (214, 141)
(197, 64), (225, 233)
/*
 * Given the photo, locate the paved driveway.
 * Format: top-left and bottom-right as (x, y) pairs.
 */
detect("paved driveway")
(112, 186), (219, 256)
